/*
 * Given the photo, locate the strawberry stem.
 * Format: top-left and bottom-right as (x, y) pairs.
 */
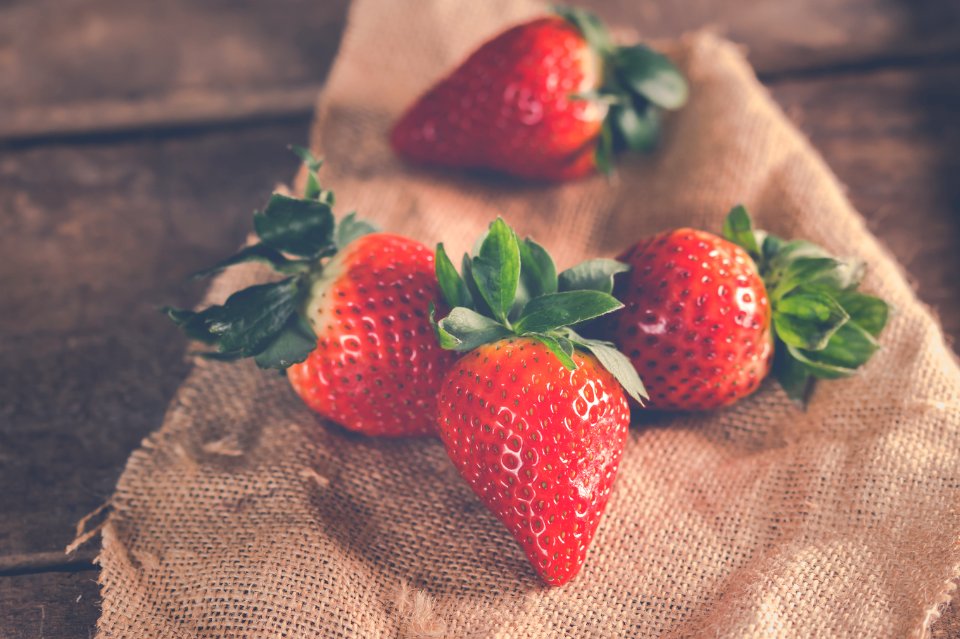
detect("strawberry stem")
(432, 218), (648, 403)
(721, 205), (891, 403)
(164, 149), (378, 370)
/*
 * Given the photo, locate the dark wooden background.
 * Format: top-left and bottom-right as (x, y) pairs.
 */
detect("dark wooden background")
(1, 1), (958, 636)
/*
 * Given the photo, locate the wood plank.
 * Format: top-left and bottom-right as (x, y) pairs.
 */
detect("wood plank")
(3, 0), (959, 140)
(0, 0), (350, 140)
(0, 119), (311, 560)
(587, 0), (960, 75)
(769, 62), (960, 344)
(0, 571), (100, 639)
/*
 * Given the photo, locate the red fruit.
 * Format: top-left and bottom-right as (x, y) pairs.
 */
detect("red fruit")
(166, 150), (455, 437)
(437, 337), (630, 586)
(391, 10), (688, 181)
(288, 233), (456, 436)
(610, 228), (773, 410)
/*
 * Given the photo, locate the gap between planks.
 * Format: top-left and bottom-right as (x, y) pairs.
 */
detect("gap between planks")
(4, 48), (959, 148)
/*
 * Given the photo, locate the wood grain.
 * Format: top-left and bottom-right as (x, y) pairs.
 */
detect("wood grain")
(0, 571), (100, 639)
(0, 0), (350, 140)
(0, 120), (310, 560)
(770, 62), (960, 344)
(3, 0), (959, 140)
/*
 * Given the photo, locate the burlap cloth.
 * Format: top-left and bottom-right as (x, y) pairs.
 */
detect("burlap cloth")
(93, 0), (960, 636)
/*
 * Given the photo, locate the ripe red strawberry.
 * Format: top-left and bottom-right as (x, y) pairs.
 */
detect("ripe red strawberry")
(166, 149), (454, 436)
(439, 338), (630, 585)
(610, 206), (890, 408)
(391, 8), (688, 181)
(431, 218), (646, 585)
(286, 232), (455, 436)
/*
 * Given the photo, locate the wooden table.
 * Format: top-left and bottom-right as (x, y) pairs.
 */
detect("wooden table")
(1, 1), (958, 636)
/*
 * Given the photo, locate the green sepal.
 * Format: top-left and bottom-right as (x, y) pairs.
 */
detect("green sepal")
(567, 330), (648, 403)
(191, 243), (310, 279)
(773, 291), (849, 351)
(431, 218), (648, 404)
(254, 194), (336, 258)
(513, 290), (623, 334)
(594, 120), (615, 175)
(289, 146), (333, 204)
(732, 205), (890, 405)
(517, 237), (558, 299)
(610, 102), (660, 153)
(335, 211), (377, 248)
(613, 44), (689, 111)
(834, 290), (890, 337)
(722, 205), (761, 258)
(558, 258), (629, 294)
(253, 313), (317, 369)
(470, 218), (521, 323)
(166, 278), (302, 360)
(290, 145), (322, 173)
(773, 346), (813, 404)
(435, 243), (472, 308)
(792, 322), (881, 376)
(164, 307), (219, 344)
(532, 333), (577, 371)
(554, 6), (614, 55)
(432, 305), (512, 352)
(461, 253), (494, 318)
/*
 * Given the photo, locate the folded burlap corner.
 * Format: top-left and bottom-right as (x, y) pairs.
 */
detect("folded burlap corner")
(94, 0), (960, 636)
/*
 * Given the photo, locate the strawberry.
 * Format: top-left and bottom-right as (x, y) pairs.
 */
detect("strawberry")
(391, 7), (688, 181)
(166, 149), (455, 436)
(431, 218), (646, 585)
(610, 206), (890, 409)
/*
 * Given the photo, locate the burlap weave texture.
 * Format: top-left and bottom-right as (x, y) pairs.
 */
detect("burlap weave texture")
(95, 0), (960, 636)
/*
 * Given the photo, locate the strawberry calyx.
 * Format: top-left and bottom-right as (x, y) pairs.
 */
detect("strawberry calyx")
(164, 148), (377, 370)
(721, 205), (891, 403)
(555, 6), (689, 172)
(431, 218), (648, 403)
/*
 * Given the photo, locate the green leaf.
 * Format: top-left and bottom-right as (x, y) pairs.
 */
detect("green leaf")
(804, 258), (865, 293)
(290, 145), (322, 173)
(335, 212), (377, 248)
(514, 290), (623, 334)
(253, 314), (317, 369)
(773, 345), (813, 404)
(191, 243), (308, 278)
(435, 243), (472, 309)
(434, 306), (512, 352)
(532, 333), (577, 371)
(801, 321), (880, 372)
(614, 45), (688, 110)
(761, 233), (785, 263)
(517, 237), (558, 299)
(834, 290), (890, 336)
(164, 307), (219, 344)
(610, 103), (659, 152)
(461, 253), (493, 318)
(785, 344), (856, 380)
(773, 291), (849, 351)
(570, 333), (648, 403)
(554, 6), (613, 55)
(290, 146), (324, 201)
(594, 119), (615, 175)
(206, 279), (302, 356)
(167, 279), (304, 360)
(558, 259), (629, 294)
(254, 194), (335, 257)
(470, 218), (521, 322)
(769, 256), (843, 301)
(721, 205), (760, 257)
